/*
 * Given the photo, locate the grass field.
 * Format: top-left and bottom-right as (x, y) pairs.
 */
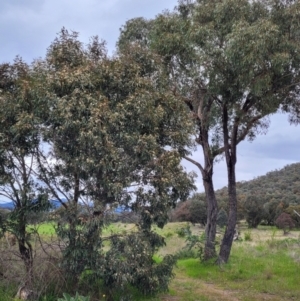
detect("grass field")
(2, 222), (300, 301)
(148, 223), (300, 301)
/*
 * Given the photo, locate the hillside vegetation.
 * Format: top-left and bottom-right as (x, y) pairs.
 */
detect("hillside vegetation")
(219, 162), (300, 204)
(172, 162), (300, 229)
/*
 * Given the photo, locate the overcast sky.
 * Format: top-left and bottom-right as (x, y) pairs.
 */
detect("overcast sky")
(1, 0), (299, 193)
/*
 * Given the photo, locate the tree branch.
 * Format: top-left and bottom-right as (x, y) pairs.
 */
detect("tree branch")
(183, 155), (204, 174)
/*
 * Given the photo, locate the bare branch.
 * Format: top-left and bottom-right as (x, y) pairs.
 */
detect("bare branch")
(183, 155), (204, 174)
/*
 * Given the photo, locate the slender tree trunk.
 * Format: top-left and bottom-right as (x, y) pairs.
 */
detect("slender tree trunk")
(184, 96), (219, 260)
(68, 174), (80, 251)
(203, 173), (218, 260)
(218, 160), (237, 264)
(185, 155), (218, 260)
(17, 214), (33, 285)
(18, 237), (33, 281)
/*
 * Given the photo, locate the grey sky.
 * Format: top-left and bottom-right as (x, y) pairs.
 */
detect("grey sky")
(1, 0), (299, 193)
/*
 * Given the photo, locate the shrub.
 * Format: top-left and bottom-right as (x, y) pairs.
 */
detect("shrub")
(263, 200), (288, 226)
(171, 196), (207, 226)
(243, 195), (264, 228)
(284, 205), (300, 227)
(175, 248), (198, 260)
(217, 208), (228, 228)
(171, 201), (192, 223)
(244, 230), (252, 241)
(176, 225), (206, 261)
(275, 212), (295, 234)
(176, 225), (190, 237)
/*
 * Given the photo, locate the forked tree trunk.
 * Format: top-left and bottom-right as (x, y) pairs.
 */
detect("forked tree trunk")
(184, 95), (219, 260)
(218, 104), (238, 264)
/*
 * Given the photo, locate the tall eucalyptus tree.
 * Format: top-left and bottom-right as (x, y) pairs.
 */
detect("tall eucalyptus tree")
(118, 0), (300, 262)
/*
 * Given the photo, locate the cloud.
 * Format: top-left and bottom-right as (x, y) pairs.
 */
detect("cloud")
(0, 0), (178, 63)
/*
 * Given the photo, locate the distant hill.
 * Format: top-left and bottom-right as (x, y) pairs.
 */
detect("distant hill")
(0, 199), (64, 211)
(215, 162), (300, 205)
(0, 201), (14, 210)
(0, 199), (129, 213)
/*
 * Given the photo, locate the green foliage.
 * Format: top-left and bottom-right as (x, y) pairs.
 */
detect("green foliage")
(243, 195), (265, 228)
(216, 209), (228, 228)
(1, 0), (300, 297)
(275, 212), (295, 234)
(31, 28), (195, 298)
(263, 200), (285, 226)
(56, 216), (103, 283)
(284, 205), (300, 227)
(0, 58), (51, 281)
(175, 225), (190, 238)
(0, 25), (195, 298)
(0, 285), (15, 301)
(236, 163), (300, 205)
(176, 224), (206, 261)
(32, 222), (56, 236)
(57, 293), (90, 301)
(171, 194), (207, 225)
(213, 162), (300, 225)
(175, 248), (198, 260)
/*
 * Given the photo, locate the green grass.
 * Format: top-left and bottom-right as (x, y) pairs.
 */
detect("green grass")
(28, 222), (56, 236)
(6, 222), (300, 301)
(37, 222), (57, 235)
(27, 221), (131, 237)
(0, 285), (16, 301)
(130, 223), (300, 301)
(172, 238), (300, 301)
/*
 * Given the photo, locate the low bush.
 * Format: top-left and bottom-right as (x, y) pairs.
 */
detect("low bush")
(244, 230), (252, 241)
(275, 212), (295, 234)
(170, 194), (207, 226)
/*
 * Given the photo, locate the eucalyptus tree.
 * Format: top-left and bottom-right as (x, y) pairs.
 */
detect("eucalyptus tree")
(118, 0), (300, 263)
(118, 3), (223, 260)
(202, 0), (300, 263)
(36, 29), (195, 296)
(0, 59), (49, 282)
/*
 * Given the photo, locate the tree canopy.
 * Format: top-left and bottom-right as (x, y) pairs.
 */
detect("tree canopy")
(0, 28), (196, 298)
